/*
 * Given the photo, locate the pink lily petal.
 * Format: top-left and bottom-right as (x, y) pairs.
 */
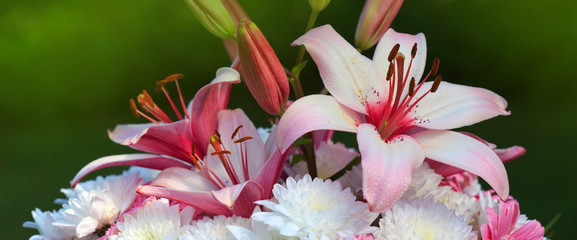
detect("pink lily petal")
(211, 181), (264, 217)
(107, 120), (194, 162)
(137, 185), (233, 216)
(412, 129), (509, 199)
(357, 124), (425, 213)
(71, 154), (191, 187)
(495, 145), (526, 163)
(276, 95), (362, 153)
(312, 130), (334, 150)
(412, 81), (510, 130)
(107, 123), (156, 144)
(189, 67), (240, 155)
(149, 167), (219, 193)
(374, 28), (427, 89)
(253, 149), (285, 199)
(292, 25), (386, 115)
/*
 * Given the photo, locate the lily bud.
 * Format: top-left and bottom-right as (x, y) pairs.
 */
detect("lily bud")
(185, 0), (236, 39)
(355, 0), (405, 51)
(309, 0), (331, 12)
(220, 0), (251, 61)
(237, 21), (290, 115)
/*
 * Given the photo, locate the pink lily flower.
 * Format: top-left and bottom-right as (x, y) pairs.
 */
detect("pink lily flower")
(481, 201), (545, 240)
(276, 25), (510, 212)
(137, 109), (284, 217)
(71, 67), (240, 186)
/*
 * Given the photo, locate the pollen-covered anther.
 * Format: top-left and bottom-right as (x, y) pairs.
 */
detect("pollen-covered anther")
(388, 43), (400, 62)
(231, 125), (244, 139)
(408, 77), (416, 97)
(431, 57), (440, 75)
(411, 43), (417, 58)
(155, 73), (184, 92)
(234, 136), (253, 143)
(129, 99), (139, 118)
(211, 150), (232, 156)
(386, 62), (395, 80)
(431, 75), (442, 93)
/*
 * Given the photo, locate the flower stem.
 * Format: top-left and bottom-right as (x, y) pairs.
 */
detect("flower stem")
(305, 133), (317, 179)
(292, 9), (320, 99)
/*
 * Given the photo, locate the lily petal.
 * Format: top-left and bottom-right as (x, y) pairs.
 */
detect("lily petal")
(253, 149), (285, 199)
(276, 95), (362, 153)
(107, 120), (194, 162)
(71, 154), (191, 187)
(211, 181), (264, 217)
(189, 67), (241, 155)
(374, 28), (427, 88)
(292, 25), (386, 115)
(495, 146), (526, 163)
(149, 167), (219, 193)
(412, 129), (509, 199)
(107, 122), (156, 144)
(213, 109), (265, 182)
(137, 185), (233, 216)
(357, 124), (425, 213)
(412, 81), (510, 129)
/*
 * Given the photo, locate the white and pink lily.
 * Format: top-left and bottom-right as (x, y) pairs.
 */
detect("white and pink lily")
(71, 67), (285, 217)
(71, 67), (240, 186)
(276, 25), (511, 212)
(137, 109), (284, 217)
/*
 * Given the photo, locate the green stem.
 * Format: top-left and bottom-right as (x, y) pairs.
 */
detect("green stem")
(305, 133), (317, 179)
(329, 156), (361, 181)
(292, 10), (320, 99)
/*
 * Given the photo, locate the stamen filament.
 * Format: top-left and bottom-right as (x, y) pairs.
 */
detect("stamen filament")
(160, 87), (184, 120)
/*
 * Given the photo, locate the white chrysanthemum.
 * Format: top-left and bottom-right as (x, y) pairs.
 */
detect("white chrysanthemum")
(374, 197), (477, 240)
(228, 216), (285, 240)
(58, 171), (142, 238)
(402, 163), (478, 222)
(463, 178), (482, 196)
(179, 215), (251, 240)
(109, 198), (194, 240)
(253, 175), (378, 240)
(23, 209), (77, 240)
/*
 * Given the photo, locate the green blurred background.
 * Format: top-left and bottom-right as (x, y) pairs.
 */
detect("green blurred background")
(1, 0), (574, 238)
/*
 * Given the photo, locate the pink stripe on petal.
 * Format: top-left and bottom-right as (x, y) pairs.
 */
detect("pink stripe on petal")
(358, 124), (425, 213)
(137, 185), (233, 216)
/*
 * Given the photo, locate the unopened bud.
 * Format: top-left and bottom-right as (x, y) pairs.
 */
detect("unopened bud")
(355, 0), (405, 51)
(309, 0), (331, 12)
(185, 0), (236, 39)
(237, 21), (290, 115)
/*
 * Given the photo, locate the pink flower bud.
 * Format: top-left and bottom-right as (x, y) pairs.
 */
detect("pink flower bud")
(354, 0), (405, 51)
(237, 20), (289, 115)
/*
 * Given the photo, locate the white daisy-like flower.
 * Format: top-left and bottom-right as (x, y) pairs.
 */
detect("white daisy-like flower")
(374, 197), (477, 240)
(109, 198), (194, 240)
(179, 215), (251, 240)
(23, 209), (76, 240)
(252, 175), (378, 240)
(402, 163), (479, 222)
(58, 171), (143, 238)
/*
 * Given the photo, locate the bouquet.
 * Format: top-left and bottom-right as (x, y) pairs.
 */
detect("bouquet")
(23, 0), (550, 239)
